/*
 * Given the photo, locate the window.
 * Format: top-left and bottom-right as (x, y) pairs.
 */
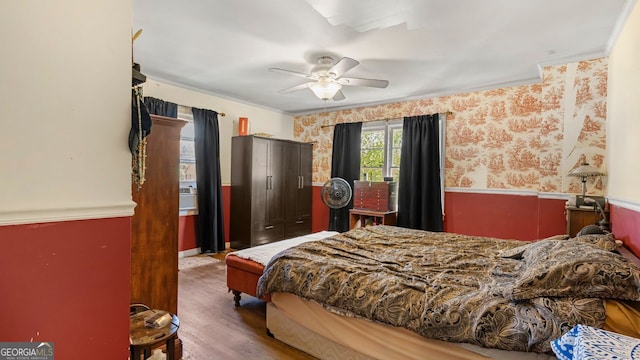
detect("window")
(360, 120), (403, 182)
(178, 106), (198, 211)
(178, 106), (196, 184)
(359, 115), (447, 215)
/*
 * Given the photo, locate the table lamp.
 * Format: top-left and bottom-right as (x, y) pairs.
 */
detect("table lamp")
(568, 162), (605, 199)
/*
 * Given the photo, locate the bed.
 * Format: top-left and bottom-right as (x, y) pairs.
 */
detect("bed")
(225, 231), (338, 306)
(228, 226), (640, 359)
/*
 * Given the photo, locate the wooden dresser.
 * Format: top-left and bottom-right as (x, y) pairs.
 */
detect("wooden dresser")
(353, 181), (398, 212)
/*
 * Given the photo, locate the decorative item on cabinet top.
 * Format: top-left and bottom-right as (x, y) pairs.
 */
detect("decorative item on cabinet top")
(353, 181), (398, 212)
(238, 117), (248, 136)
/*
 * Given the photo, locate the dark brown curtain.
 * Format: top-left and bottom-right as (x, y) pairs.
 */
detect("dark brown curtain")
(329, 122), (362, 232)
(397, 114), (443, 231)
(192, 108), (225, 253)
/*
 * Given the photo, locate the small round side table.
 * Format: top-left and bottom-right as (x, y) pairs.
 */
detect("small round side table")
(130, 309), (180, 360)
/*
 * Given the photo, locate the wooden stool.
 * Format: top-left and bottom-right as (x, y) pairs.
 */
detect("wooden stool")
(130, 309), (180, 360)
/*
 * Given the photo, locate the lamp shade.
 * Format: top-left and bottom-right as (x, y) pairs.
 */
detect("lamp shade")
(568, 163), (605, 177)
(309, 78), (342, 100)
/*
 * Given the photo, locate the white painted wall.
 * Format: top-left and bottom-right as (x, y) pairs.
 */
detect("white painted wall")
(0, 0), (134, 225)
(607, 0), (640, 204)
(141, 79), (294, 184)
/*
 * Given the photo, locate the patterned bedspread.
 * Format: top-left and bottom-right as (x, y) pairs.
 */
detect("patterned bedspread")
(257, 226), (640, 353)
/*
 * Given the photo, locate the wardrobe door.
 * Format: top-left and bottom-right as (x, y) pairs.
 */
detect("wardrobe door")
(231, 136), (257, 249)
(266, 139), (286, 225)
(283, 142), (301, 222)
(249, 137), (284, 246)
(284, 142), (313, 238)
(298, 143), (313, 220)
(250, 137), (269, 226)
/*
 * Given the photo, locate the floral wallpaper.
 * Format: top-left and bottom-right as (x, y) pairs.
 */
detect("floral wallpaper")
(294, 58), (607, 195)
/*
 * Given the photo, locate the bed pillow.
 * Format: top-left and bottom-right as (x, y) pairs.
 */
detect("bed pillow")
(499, 233), (617, 260)
(573, 233), (618, 252)
(577, 224), (606, 236)
(498, 236), (567, 260)
(503, 240), (640, 301)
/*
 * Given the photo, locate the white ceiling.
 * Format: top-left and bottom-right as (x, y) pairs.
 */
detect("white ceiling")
(132, 0), (635, 115)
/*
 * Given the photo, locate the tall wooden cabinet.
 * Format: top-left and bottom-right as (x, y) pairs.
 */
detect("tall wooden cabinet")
(130, 115), (185, 314)
(230, 136), (312, 249)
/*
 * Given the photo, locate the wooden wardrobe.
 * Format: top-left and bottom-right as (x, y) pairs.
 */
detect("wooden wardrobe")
(130, 115), (185, 355)
(230, 135), (312, 249)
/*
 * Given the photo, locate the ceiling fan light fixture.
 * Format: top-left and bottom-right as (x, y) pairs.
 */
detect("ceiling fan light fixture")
(309, 79), (342, 100)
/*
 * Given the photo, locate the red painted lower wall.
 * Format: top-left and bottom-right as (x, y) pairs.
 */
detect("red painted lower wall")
(444, 192), (566, 240)
(312, 185), (330, 233)
(181, 186), (640, 263)
(178, 215), (197, 251)
(181, 186), (574, 250)
(611, 204), (640, 257)
(308, 187), (570, 241)
(0, 217), (131, 360)
(536, 198), (571, 239)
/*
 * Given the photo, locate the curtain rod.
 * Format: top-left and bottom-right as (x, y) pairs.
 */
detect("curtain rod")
(130, 88), (226, 117)
(320, 111), (452, 128)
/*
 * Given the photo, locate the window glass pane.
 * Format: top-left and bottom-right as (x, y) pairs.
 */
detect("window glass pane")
(392, 148), (402, 167)
(392, 129), (403, 147)
(180, 140), (195, 161)
(360, 121), (402, 182)
(182, 122), (195, 139)
(361, 130), (384, 149)
(362, 168), (383, 182)
(361, 149), (384, 167)
(390, 168), (400, 182)
(179, 163), (197, 181)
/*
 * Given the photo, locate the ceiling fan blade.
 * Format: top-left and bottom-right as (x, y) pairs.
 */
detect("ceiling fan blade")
(338, 77), (389, 88)
(278, 82), (312, 94)
(328, 57), (359, 78)
(269, 68), (313, 79)
(332, 90), (345, 101)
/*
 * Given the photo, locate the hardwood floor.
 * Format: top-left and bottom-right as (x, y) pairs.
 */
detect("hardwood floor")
(177, 257), (316, 360)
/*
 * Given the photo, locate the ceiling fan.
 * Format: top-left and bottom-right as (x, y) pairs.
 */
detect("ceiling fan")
(269, 56), (389, 101)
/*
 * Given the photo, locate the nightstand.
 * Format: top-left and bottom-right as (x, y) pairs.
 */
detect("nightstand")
(566, 206), (609, 237)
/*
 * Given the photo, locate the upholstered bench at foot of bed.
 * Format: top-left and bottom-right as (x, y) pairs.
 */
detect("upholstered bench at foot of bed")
(225, 254), (270, 306)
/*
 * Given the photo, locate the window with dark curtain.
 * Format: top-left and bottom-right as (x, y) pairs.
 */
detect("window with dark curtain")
(329, 122), (362, 232)
(192, 108), (225, 253)
(397, 114), (443, 231)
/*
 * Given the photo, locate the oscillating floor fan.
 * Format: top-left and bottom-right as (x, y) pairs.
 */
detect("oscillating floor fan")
(320, 178), (352, 230)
